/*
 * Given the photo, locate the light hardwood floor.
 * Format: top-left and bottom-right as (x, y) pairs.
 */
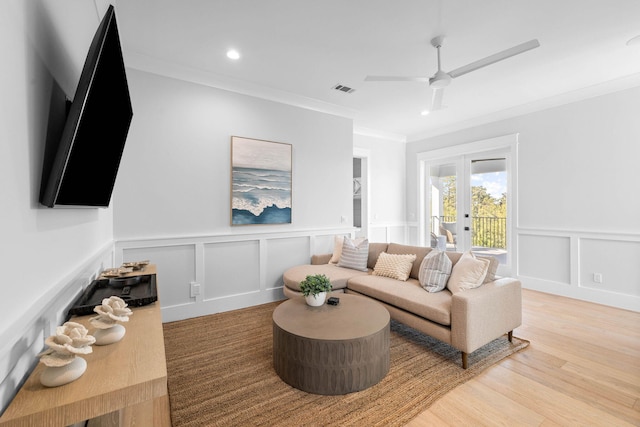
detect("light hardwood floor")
(407, 289), (640, 426)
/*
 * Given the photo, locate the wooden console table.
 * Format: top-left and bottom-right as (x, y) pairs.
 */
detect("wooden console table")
(0, 265), (171, 427)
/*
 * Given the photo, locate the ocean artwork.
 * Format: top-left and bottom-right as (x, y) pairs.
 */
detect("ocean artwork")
(231, 137), (292, 225)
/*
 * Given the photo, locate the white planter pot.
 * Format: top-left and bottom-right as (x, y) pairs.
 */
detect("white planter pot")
(305, 292), (327, 307)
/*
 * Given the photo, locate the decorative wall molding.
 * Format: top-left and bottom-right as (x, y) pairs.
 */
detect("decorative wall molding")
(114, 227), (357, 323)
(517, 227), (640, 312)
(0, 243), (114, 415)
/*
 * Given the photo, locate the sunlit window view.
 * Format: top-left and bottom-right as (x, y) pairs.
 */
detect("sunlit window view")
(429, 163), (457, 251)
(471, 159), (507, 263)
(428, 159), (507, 263)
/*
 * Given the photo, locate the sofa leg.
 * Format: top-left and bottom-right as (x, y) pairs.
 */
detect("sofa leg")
(508, 330), (513, 342)
(461, 352), (468, 369)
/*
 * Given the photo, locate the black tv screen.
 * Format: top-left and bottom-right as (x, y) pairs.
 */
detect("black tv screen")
(40, 5), (133, 208)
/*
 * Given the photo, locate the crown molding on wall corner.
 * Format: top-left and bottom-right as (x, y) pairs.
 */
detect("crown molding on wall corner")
(124, 50), (359, 121)
(407, 72), (640, 143)
(353, 126), (407, 143)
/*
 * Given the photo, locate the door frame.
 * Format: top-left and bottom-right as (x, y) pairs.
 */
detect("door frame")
(417, 133), (519, 276)
(354, 147), (370, 239)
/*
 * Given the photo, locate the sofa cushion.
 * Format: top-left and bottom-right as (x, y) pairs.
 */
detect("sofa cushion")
(367, 243), (389, 269)
(346, 275), (452, 326)
(337, 238), (369, 271)
(447, 250), (490, 294)
(372, 252), (416, 281)
(418, 250), (452, 292)
(386, 243), (432, 280)
(283, 264), (369, 292)
(478, 255), (499, 283)
(445, 251), (498, 284)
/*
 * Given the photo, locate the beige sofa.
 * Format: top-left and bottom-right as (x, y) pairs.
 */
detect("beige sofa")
(282, 242), (522, 369)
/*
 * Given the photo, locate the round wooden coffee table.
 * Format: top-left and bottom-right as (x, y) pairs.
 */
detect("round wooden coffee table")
(272, 294), (390, 395)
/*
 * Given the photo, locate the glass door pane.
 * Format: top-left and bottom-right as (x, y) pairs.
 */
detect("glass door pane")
(469, 158), (508, 264)
(428, 163), (458, 251)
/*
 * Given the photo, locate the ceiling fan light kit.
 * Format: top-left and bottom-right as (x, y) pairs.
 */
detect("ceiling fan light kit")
(365, 35), (540, 112)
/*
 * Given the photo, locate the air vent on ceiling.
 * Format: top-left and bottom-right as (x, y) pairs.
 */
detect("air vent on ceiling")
(332, 84), (355, 94)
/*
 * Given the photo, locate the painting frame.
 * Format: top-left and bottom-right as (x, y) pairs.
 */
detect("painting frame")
(230, 136), (292, 226)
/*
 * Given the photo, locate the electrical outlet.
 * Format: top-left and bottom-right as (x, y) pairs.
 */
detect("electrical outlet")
(190, 281), (201, 297)
(593, 273), (603, 283)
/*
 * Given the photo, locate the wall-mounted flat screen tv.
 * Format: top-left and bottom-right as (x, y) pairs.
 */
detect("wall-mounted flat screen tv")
(40, 5), (133, 208)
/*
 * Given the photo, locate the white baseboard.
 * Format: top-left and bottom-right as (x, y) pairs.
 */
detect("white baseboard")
(520, 275), (640, 312)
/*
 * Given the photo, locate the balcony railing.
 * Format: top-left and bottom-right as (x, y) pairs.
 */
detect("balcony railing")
(432, 216), (507, 249)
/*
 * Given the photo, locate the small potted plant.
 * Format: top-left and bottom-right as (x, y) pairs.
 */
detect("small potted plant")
(299, 274), (332, 306)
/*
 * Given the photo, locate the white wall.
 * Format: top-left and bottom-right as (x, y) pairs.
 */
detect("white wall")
(406, 87), (640, 311)
(111, 70), (356, 321)
(114, 70), (353, 237)
(1, 0), (117, 414)
(354, 133), (407, 243)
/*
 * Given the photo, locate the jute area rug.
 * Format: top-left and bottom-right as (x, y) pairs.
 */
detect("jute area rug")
(163, 301), (528, 427)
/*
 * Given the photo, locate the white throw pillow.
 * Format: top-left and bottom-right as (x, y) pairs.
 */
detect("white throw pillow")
(418, 250), (452, 292)
(337, 238), (369, 271)
(329, 235), (345, 264)
(372, 252), (417, 281)
(446, 250), (490, 294)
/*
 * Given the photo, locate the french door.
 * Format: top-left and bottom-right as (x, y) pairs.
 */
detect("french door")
(420, 140), (515, 276)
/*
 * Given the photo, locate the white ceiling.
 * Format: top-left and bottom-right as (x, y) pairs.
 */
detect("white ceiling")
(115, 0), (640, 141)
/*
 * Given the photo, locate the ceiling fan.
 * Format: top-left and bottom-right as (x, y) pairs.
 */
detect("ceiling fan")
(365, 36), (540, 111)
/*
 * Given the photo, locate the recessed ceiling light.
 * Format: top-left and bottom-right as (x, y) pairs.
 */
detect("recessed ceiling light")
(226, 49), (240, 60)
(420, 110), (430, 116)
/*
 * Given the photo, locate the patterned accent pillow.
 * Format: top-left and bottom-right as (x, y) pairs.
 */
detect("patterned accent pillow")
(418, 250), (452, 292)
(446, 250), (490, 294)
(337, 238), (369, 271)
(372, 252), (417, 281)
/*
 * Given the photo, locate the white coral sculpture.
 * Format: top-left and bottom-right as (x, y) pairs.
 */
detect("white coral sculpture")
(39, 322), (96, 367)
(89, 296), (133, 330)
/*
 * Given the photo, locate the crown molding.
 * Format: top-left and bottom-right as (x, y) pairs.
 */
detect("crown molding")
(353, 126), (406, 143)
(408, 72), (640, 142)
(124, 50), (359, 120)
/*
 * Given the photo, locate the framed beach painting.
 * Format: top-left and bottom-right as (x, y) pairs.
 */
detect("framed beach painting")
(231, 136), (292, 225)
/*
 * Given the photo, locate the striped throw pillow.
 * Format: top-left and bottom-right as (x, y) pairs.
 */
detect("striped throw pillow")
(418, 250), (452, 292)
(337, 238), (369, 271)
(372, 252), (417, 281)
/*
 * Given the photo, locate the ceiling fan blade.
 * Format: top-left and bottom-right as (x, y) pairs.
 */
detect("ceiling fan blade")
(448, 39), (540, 79)
(364, 75), (429, 82)
(430, 87), (444, 111)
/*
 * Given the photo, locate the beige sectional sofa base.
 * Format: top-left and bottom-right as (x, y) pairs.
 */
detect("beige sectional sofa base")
(283, 243), (522, 369)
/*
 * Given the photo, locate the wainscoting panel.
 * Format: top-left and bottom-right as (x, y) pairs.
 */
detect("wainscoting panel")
(204, 240), (261, 299)
(517, 228), (640, 312)
(406, 225), (420, 246)
(123, 245), (196, 307)
(312, 234), (337, 256)
(114, 228), (357, 323)
(368, 226), (388, 244)
(517, 234), (571, 284)
(368, 224), (409, 245)
(265, 237), (310, 289)
(579, 238), (640, 297)
(0, 244), (114, 416)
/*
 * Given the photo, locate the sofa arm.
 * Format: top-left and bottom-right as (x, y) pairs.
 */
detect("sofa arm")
(311, 253), (332, 265)
(450, 278), (522, 354)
